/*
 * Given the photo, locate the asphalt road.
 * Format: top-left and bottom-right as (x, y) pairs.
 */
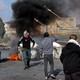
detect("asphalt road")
(0, 58), (64, 80)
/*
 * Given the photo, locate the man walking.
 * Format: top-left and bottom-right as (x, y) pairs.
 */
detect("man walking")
(39, 32), (58, 80)
(18, 30), (35, 70)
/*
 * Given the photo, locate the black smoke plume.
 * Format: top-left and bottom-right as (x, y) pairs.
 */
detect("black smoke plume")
(11, 0), (67, 35)
(11, 0), (80, 35)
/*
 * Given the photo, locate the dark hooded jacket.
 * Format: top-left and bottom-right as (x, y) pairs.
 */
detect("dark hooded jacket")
(18, 36), (35, 49)
(60, 42), (80, 74)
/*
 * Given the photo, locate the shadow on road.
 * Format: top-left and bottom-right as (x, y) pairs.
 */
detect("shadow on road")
(30, 61), (42, 67)
(0, 58), (9, 63)
(54, 68), (62, 76)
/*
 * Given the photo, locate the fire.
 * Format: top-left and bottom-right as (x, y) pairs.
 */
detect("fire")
(7, 53), (18, 61)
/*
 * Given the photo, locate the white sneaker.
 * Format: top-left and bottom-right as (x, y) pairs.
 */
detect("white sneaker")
(50, 74), (56, 79)
(45, 76), (48, 80)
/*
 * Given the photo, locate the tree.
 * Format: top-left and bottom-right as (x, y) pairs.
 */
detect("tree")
(0, 18), (5, 38)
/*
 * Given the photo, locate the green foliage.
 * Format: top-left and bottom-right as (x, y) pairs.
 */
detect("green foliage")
(0, 18), (5, 38)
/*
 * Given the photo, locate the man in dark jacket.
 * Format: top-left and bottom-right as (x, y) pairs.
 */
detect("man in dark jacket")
(18, 30), (35, 70)
(60, 34), (80, 80)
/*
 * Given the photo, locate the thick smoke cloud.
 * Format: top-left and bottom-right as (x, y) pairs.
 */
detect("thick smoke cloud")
(67, 0), (80, 21)
(11, 0), (80, 35)
(11, 0), (66, 35)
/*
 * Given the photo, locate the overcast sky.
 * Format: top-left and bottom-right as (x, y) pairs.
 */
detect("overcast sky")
(0, 0), (16, 22)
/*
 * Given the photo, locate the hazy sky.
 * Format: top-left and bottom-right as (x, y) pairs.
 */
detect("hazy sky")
(0, 0), (16, 22)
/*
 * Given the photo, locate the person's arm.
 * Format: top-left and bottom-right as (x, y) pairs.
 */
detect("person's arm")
(39, 42), (44, 58)
(30, 37), (35, 48)
(17, 37), (23, 48)
(53, 34), (58, 41)
(60, 53), (64, 63)
(60, 47), (66, 63)
(75, 45), (80, 56)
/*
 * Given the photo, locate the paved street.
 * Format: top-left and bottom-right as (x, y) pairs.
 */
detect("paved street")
(0, 58), (64, 80)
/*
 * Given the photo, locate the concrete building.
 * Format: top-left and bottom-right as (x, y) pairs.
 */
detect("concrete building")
(39, 18), (79, 34)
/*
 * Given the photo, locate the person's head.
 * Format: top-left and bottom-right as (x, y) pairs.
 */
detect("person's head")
(23, 30), (29, 38)
(43, 32), (49, 38)
(69, 34), (77, 40)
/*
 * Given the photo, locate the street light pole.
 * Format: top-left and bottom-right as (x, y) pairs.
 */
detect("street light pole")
(34, 18), (48, 32)
(44, 5), (73, 27)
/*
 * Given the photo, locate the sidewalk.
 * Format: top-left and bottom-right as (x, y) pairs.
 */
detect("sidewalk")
(0, 59), (64, 80)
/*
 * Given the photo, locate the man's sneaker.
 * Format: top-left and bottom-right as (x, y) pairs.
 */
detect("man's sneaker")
(45, 76), (48, 80)
(50, 74), (56, 79)
(23, 66), (28, 70)
(27, 65), (30, 68)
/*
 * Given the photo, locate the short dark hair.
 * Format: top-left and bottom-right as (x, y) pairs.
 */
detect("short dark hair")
(69, 34), (77, 40)
(43, 32), (49, 37)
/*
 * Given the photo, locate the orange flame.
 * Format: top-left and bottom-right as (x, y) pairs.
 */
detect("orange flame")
(7, 53), (18, 61)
